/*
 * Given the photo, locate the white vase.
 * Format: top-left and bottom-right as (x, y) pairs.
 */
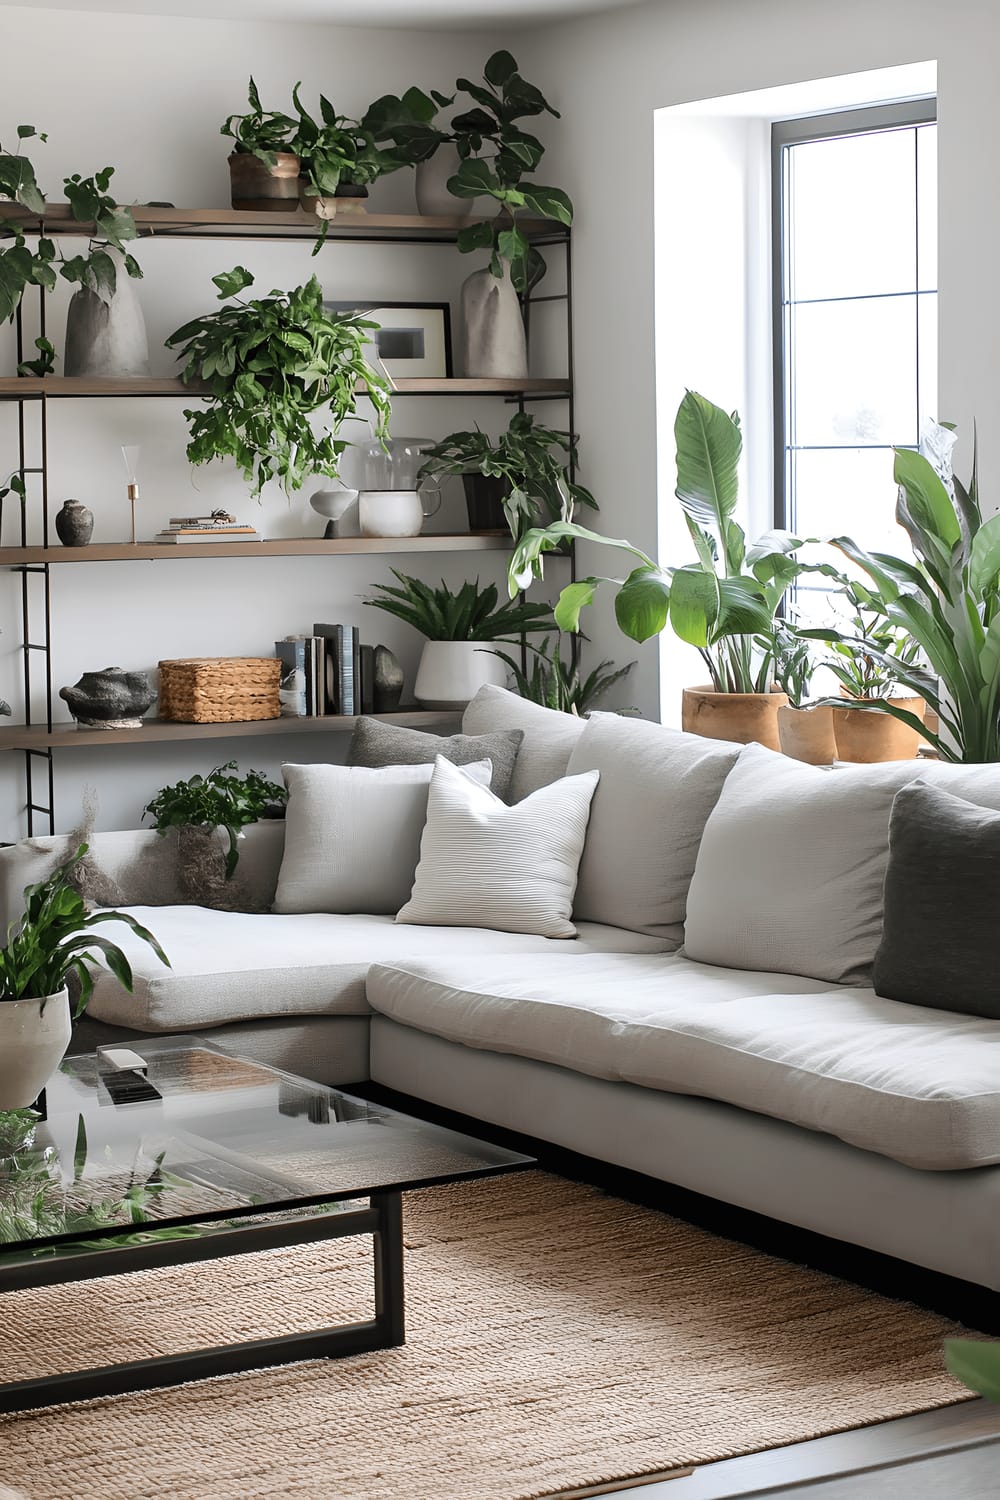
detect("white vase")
(415, 145), (474, 219)
(460, 266), (528, 379)
(0, 989), (72, 1109)
(359, 488), (442, 538)
(64, 247), (150, 377)
(414, 641), (508, 710)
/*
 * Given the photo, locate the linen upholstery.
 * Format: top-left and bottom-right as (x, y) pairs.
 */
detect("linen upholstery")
(462, 684), (586, 801)
(365, 951), (1000, 1171)
(566, 713), (741, 940)
(347, 715), (524, 802)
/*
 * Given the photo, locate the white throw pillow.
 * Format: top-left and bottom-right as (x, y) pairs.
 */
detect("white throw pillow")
(566, 713), (741, 942)
(462, 684), (587, 802)
(397, 756), (600, 938)
(273, 759), (491, 915)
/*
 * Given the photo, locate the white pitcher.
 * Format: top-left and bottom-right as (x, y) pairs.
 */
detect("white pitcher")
(358, 488), (442, 538)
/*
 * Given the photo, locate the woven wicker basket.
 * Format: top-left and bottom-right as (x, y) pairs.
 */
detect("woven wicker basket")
(158, 657), (281, 723)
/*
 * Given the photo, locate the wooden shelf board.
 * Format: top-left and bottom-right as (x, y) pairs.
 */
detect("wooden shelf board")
(0, 534), (511, 565)
(0, 376), (569, 400)
(0, 708), (462, 752)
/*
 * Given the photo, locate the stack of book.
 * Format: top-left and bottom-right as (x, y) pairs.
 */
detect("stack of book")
(152, 514), (260, 545)
(275, 624), (377, 717)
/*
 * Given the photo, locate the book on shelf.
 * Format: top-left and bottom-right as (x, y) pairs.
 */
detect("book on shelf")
(275, 639), (308, 716)
(313, 623), (360, 715)
(164, 524), (257, 534)
(152, 531), (260, 544)
(359, 644), (375, 715)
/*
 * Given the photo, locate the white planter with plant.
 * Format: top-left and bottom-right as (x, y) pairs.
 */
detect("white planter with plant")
(0, 846), (169, 1110)
(365, 569), (554, 710)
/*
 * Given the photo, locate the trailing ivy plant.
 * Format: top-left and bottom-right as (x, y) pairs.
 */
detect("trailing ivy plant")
(221, 77), (299, 166)
(493, 635), (634, 715)
(143, 761), (287, 879)
(365, 569), (555, 642)
(165, 267), (393, 497)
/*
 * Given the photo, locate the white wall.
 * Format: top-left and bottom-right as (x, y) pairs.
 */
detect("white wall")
(515, 0), (1000, 721)
(0, 4), (525, 840)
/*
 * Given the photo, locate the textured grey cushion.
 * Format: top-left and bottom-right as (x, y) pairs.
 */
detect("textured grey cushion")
(874, 780), (1000, 1017)
(462, 684), (587, 801)
(347, 715), (523, 802)
(566, 713), (741, 941)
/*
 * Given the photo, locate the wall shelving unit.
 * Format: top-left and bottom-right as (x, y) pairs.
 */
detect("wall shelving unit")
(0, 205), (574, 834)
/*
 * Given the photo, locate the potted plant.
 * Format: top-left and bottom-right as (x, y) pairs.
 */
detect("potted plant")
(361, 85), (475, 218)
(417, 412), (597, 539)
(165, 267), (392, 498)
(771, 625), (837, 765)
(0, 845), (169, 1109)
(221, 77), (300, 210)
(493, 634), (634, 716)
(292, 85), (404, 234)
(364, 569), (555, 709)
(509, 389), (825, 750)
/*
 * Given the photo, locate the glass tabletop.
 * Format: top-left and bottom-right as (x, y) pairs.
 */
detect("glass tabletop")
(0, 1037), (532, 1263)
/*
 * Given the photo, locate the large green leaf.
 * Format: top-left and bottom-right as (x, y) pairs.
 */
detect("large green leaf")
(969, 512), (1000, 598)
(713, 576), (772, 636)
(668, 566), (719, 647)
(893, 446), (962, 576)
(554, 579), (598, 632)
(614, 567), (672, 642)
(674, 390), (743, 573)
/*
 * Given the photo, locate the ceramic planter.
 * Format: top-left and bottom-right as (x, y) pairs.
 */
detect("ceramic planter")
(0, 989), (72, 1109)
(833, 696), (926, 762)
(681, 685), (788, 751)
(777, 703), (838, 765)
(228, 150), (301, 211)
(64, 247), (150, 378)
(459, 266), (528, 379)
(413, 641), (507, 710)
(414, 145), (474, 218)
(463, 473), (510, 532)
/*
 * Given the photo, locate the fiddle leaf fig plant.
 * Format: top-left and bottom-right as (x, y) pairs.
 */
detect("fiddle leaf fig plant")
(166, 269), (392, 497)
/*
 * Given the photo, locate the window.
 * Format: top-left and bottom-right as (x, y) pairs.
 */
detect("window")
(772, 102), (937, 561)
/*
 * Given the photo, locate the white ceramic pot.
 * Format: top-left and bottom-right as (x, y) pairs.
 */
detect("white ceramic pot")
(413, 641), (507, 709)
(359, 489), (442, 539)
(64, 247), (150, 378)
(414, 145), (474, 219)
(459, 266), (528, 379)
(0, 989), (72, 1109)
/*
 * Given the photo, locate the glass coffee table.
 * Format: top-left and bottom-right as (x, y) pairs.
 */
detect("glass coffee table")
(0, 1037), (533, 1413)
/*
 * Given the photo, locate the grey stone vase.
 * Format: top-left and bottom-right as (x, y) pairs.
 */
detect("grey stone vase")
(64, 247), (150, 378)
(59, 667), (155, 729)
(54, 499), (94, 547)
(373, 645), (404, 713)
(459, 266), (528, 379)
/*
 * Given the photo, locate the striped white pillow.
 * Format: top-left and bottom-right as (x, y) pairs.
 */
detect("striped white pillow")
(396, 755), (600, 938)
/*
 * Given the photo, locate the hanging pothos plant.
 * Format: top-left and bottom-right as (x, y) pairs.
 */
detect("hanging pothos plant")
(165, 267), (393, 497)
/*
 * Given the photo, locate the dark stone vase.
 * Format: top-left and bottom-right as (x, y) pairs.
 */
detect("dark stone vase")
(54, 499), (94, 547)
(462, 473), (510, 533)
(372, 645), (404, 713)
(59, 667), (155, 729)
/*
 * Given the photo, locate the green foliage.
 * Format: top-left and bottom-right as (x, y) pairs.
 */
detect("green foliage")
(143, 761), (287, 879)
(221, 76), (298, 166)
(800, 578), (922, 701)
(365, 569), (555, 642)
(493, 635), (634, 715)
(59, 166), (142, 302)
(0, 126), (54, 324)
(768, 622), (815, 708)
(509, 391), (830, 693)
(0, 846), (169, 1017)
(16, 336), (56, 377)
(361, 86), (456, 167)
(417, 412), (597, 540)
(293, 83), (404, 195)
(945, 1339), (1000, 1402)
(165, 270), (392, 497)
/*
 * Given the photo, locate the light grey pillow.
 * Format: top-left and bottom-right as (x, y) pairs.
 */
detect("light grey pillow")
(273, 759), (491, 915)
(566, 713), (741, 942)
(462, 684), (586, 802)
(347, 716), (523, 802)
(397, 756), (599, 938)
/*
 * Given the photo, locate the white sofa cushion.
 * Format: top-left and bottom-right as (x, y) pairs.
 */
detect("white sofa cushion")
(273, 759), (490, 915)
(398, 757), (599, 938)
(83, 906), (671, 1032)
(462, 684), (586, 801)
(566, 713), (741, 941)
(365, 951), (1000, 1171)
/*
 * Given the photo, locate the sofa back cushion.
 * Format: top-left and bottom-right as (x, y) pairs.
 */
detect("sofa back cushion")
(462, 685), (586, 802)
(683, 745), (1000, 984)
(566, 714), (741, 941)
(347, 715), (524, 802)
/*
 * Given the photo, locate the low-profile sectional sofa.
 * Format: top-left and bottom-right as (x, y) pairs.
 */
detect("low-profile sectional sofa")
(4, 685), (1000, 1295)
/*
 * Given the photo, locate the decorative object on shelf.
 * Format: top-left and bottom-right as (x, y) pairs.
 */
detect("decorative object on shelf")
(120, 443), (141, 544)
(359, 489), (441, 539)
(0, 843), (169, 1109)
(460, 266), (527, 380)
(415, 143), (472, 218)
(59, 667), (155, 730)
(53, 498), (94, 547)
(352, 434), (443, 538)
(166, 269), (392, 498)
(373, 644), (404, 712)
(325, 302), (453, 380)
(222, 77), (300, 210)
(158, 657), (281, 725)
(494, 635), (635, 716)
(63, 243), (149, 379)
(292, 83), (403, 243)
(152, 510), (259, 545)
(365, 569), (555, 710)
(309, 484), (361, 538)
(418, 413), (597, 539)
(355, 434), (435, 491)
(361, 89), (476, 217)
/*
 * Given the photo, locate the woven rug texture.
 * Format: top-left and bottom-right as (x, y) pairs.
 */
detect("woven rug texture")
(0, 1172), (971, 1500)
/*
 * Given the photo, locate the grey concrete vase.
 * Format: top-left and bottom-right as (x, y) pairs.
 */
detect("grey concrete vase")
(372, 645), (404, 713)
(60, 667), (155, 729)
(54, 499), (94, 546)
(459, 266), (528, 379)
(64, 248), (150, 378)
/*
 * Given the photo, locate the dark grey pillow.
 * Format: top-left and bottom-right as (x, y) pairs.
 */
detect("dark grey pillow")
(873, 779), (1000, 1017)
(347, 717), (524, 803)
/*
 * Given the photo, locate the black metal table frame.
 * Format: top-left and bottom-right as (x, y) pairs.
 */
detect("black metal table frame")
(0, 1189), (404, 1414)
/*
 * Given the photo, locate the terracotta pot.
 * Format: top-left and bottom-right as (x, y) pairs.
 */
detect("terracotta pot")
(832, 696), (926, 762)
(777, 703), (838, 765)
(0, 990), (72, 1109)
(228, 151), (301, 211)
(681, 685), (788, 751)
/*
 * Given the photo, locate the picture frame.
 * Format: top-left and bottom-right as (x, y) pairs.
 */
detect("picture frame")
(324, 300), (453, 380)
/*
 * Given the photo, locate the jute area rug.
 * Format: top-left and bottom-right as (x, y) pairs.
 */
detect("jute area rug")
(0, 1172), (972, 1500)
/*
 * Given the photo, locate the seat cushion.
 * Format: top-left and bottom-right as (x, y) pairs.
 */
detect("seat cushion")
(462, 684), (586, 801)
(365, 952), (1000, 1170)
(84, 906), (670, 1033)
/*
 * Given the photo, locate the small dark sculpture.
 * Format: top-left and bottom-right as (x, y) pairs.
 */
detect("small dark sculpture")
(373, 645), (404, 713)
(60, 667), (155, 729)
